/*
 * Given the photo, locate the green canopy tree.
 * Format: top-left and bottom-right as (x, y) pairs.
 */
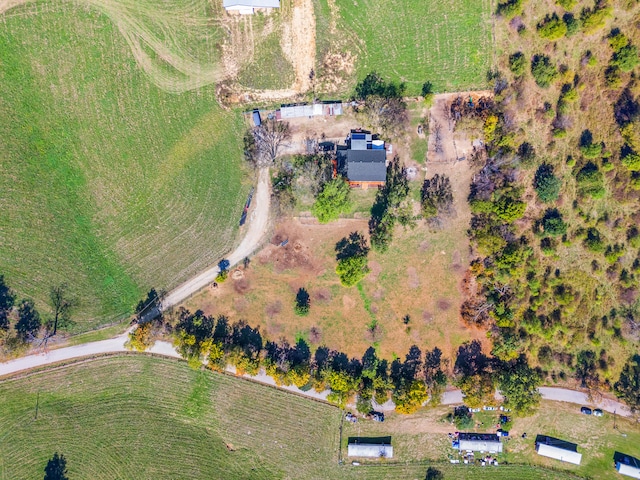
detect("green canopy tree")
(335, 232), (370, 286)
(44, 452), (68, 480)
(498, 356), (542, 415)
(311, 178), (352, 223)
(614, 354), (640, 412)
(15, 299), (41, 342)
(0, 275), (15, 331)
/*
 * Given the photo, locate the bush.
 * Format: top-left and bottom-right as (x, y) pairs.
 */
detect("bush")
(509, 52), (526, 77)
(563, 13), (580, 36)
(335, 232), (370, 286)
(534, 164), (561, 202)
(605, 66), (622, 88)
(542, 209), (568, 236)
(580, 2), (612, 34)
(497, 0), (523, 19)
(355, 71), (405, 100)
(537, 13), (567, 40)
(576, 162), (605, 198)
(584, 227), (605, 252)
(611, 44), (640, 73)
(622, 152), (640, 171)
(556, 0), (576, 9)
(531, 55), (559, 88)
(294, 288), (310, 316)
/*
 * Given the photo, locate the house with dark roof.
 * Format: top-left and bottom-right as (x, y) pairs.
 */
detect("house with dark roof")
(223, 0), (280, 14)
(338, 130), (387, 189)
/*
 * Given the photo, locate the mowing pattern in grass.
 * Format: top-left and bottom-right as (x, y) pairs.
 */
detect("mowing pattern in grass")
(326, 0), (494, 94)
(237, 31), (296, 90)
(0, 4), (247, 328)
(0, 356), (588, 480)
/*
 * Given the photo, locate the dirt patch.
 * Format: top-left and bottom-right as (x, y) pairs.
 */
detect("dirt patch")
(372, 289), (384, 300)
(233, 278), (251, 295)
(407, 267), (420, 289)
(437, 299), (452, 311)
(342, 295), (356, 309)
(422, 311), (434, 323)
(234, 298), (249, 312)
(231, 269), (244, 280)
(314, 288), (332, 303)
(262, 233), (318, 274)
(265, 301), (283, 318)
(367, 261), (382, 282)
(419, 240), (430, 252)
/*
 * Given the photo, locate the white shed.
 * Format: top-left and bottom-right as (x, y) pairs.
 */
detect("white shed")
(617, 454), (640, 479)
(535, 436), (582, 465)
(223, 0), (280, 14)
(347, 442), (393, 458)
(457, 433), (503, 453)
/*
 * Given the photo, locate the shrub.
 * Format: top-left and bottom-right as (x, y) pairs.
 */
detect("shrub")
(580, 2), (612, 34)
(335, 232), (370, 286)
(611, 44), (640, 73)
(622, 152), (640, 171)
(542, 209), (568, 236)
(494, 195), (526, 222)
(534, 164), (561, 202)
(576, 162), (605, 198)
(294, 288), (310, 316)
(509, 52), (526, 77)
(531, 55), (559, 88)
(215, 270), (228, 283)
(605, 66), (622, 88)
(627, 226), (640, 249)
(517, 142), (536, 166)
(609, 32), (629, 52)
(537, 13), (567, 40)
(497, 0), (523, 19)
(563, 13), (580, 36)
(579, 130), (603, 158)
(556, 0), (576, 9)
(584, 227), (605, 252)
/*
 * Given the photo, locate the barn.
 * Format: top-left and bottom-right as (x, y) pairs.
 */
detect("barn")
(615, 453), (640, 479)
(535, 435), (582, 465)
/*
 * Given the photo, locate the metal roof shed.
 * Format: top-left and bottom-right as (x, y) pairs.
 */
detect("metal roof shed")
(457, 433), (503, 453)
(616, 454), (640, 479)
(347, 443), (393, 458)
(535, 436), (582, 465)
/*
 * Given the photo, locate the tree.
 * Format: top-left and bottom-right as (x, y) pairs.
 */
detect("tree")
(252, 119), (291, 165)
(355, 71), (405, 100)
(311, 178), (352, 223)
(15, 299), (41, 342)
(542, 209), (567, 236)
(294, 288), (310, 316)
(534, 164), (561, 202)
(363, 96), (409, 139)
(614, 354), (640, 411)
(576, 162), (605, 198)
(421, 174), (454, 220)
(537, 13), (567, 40)
(508, 52), (526, 77)
(425, 466), (444, 480)
(531, 54), (558, 88)
(335, 232), (370, 287)
(47, 284), (75, 338)
(0, 275), (15, 331)
(497, 356), (542, 415)
(611, 44), (640, 72)
(44, 452), (68, 480)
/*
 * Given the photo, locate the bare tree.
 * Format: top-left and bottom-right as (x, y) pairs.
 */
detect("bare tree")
(46, 284), (75, 340)
(432, 121), (443, 153)
(363, 96), (409, 139)
(253, 119), (291, 166)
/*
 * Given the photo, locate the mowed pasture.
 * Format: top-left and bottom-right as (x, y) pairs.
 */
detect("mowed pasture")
(0, 356), (585, 480)
(0, 3), (248, 328)
(314, 0), (494, 95)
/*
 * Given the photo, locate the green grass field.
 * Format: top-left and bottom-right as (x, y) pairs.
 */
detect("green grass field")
(314, 0), (494, 94)
(0, 3), (248, 329)
(0, 356), (586, 480)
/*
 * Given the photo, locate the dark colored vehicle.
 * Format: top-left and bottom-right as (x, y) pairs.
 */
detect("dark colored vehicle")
(593, 408), (604, 417)
(500, 415), (510, 424)
(367, 411), (385, 422)
(581, 407), (593, 415)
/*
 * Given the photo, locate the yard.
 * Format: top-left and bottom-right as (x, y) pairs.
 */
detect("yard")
(0, 355), (604, 480)
(0, 3), (249, 329)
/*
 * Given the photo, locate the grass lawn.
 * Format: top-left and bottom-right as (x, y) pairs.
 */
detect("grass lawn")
(314, 0), (494, 95)
(0, 356), (591, 480)
(0, 3), (248, 329)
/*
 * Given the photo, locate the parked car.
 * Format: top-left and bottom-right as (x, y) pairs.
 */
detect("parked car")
(366, 411), (385, 422)
(593, 408), (604, 417)
(496, 429), (509, 437)
(581, 407), (593, 415)
(500, 415), (511, 424)
(483, 406), (497, 411)
(468, 407), (481, 413)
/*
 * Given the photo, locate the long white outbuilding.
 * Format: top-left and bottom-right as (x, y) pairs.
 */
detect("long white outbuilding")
(535, 436), (582, 465)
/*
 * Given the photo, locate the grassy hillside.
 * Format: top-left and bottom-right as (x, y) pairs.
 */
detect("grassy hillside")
(0, 3), (248, 328)
(314, 0), (494, 94)
(0, 356), (584, 480)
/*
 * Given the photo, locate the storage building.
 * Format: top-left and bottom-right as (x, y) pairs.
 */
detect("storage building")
(616, 453), (640, 479)
(535, 435), (582, 465)
(456, 433), (503, 453)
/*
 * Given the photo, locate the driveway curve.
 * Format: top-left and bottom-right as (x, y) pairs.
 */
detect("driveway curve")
(161, 167), (270, 310)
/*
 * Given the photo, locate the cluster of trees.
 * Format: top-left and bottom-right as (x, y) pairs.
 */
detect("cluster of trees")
(421, 174), (454, 222)
(368, 157), (412, 253)
(0, 276), (75, 354)
(335, 232), (370, 287)
(245, 119), (291, 167)
(461, 1), (640, 403)
(354, 72), (409, 139)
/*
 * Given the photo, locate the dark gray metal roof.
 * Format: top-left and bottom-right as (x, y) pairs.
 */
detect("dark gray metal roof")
(346, 150), (386, 182)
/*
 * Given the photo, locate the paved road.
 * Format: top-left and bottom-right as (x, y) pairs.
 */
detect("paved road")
(161, 167), (271, 309)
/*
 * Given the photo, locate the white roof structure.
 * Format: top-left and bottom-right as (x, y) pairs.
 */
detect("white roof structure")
(279, 102), (342, 119)
(457, 433), (503, 453)
(535, 437), (582, 465)
(223, 0), (279, 14)
(617, 455), (640, 479)
(347, 443), (393, 458)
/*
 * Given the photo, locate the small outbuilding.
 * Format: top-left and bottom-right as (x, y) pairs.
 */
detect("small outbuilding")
(347, 437), (393, 458)
(223, 0), (279, 14)
(615, 452), (640, 479)
(455, 433), (503, 453)
(535, 435), (582, 465)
